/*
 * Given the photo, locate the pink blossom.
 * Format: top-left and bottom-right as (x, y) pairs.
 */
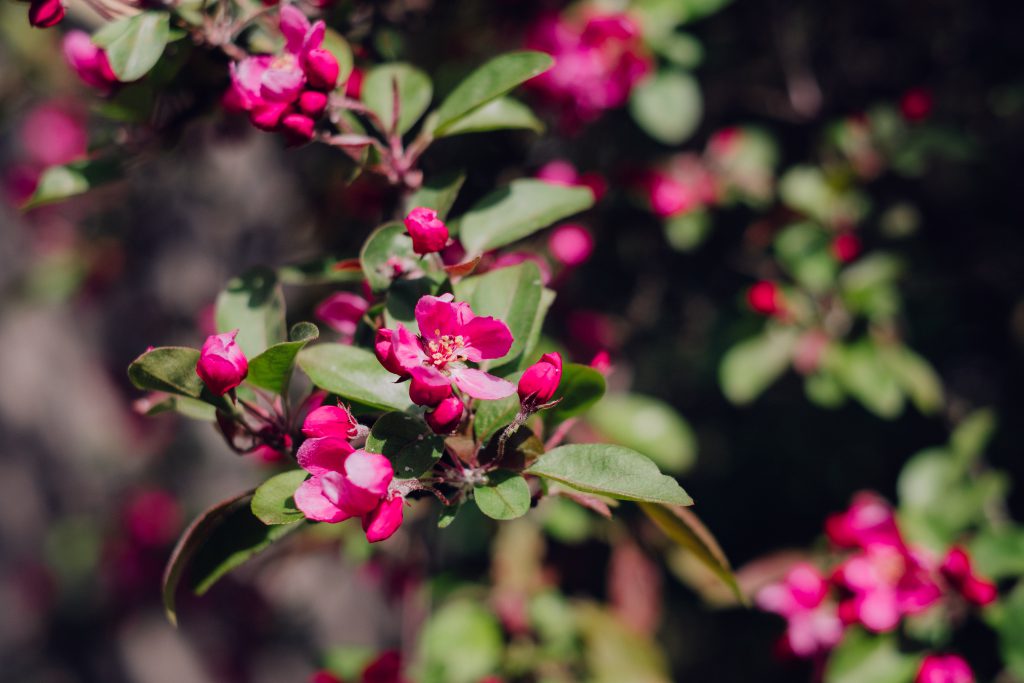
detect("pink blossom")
(294, 439), (393, 522)
(825, 491), (904, 550)
(409, 374), (452, 407)
(298, 89), (330, 118)
(63, 31), (118, 92)
(316, 291), (370, 342)
(362, 496), (405, 544)
(548, 223), (594, 267)
(747, 281), (784, 316)
(374, 328), (407, 377)
(281, 112), (316, 144)
(404, 207), (450, 255)
(304, 48), (340, 90)
(20, 103), (87, 168)
(940, 546), (997, 607)
(793, 330), (830, 375)
(901, 88), (934, 123)
(916, 654), (974, 683)
(303, 404), (359, 439)
(28, 0), (64, 28)
(344, 66), (364, 99)
(518, 352), (562, 405)
(536, 160), (607, 200)
(122, 489), (181, 548)
(196, 330), (248, 395)
(832, 233), (862, 263)
(425, 395), (464, 434)
(833, 544), (942, 632)
(756, 563), (843, 658)
(385, 294), (516, 400)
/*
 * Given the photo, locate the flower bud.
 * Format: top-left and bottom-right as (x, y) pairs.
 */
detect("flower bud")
(425, 396), (464, 434)
(196, 330), (248, 395)
(746, 281), (784, 316)
(320, 449), (393, 515)
(63, 31), (118, 92)
(362, 496), (404, 543)
(915, 654), (974, 683)
(832, 233), (861, 263)
(298, 89), (329, 118)
(900, 87), (933, 123)
(374, 328), (407, 376)
(518, 352), (562, 405)
(404, 207), (450, 255)
(940, 547), (997, 606)
(28, 0), (64, 28)
(303, 404), (358, 439)
(281, 112), (315, 145)
(249, 101), (289, 131)
(548, 223), (594, 267)
(344, 67), (364, 99)
(315, 291), (369, 342)
(409, 374), (452, 406)
(303, 48), (340, 90)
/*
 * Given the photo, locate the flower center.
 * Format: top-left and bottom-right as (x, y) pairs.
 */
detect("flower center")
(425, 332), (468, 369)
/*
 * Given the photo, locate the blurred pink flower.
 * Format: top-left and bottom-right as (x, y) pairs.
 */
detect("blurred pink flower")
(316, 291), (370, 342)
(20, 103), (87, 168)
(833, 544), (942, 632)
(536, 159), (607, 200)
(122, 488), (181, 547)
(825, 491), (904, 550)
(548, 223), (594, 267)
(916, 654), (974, 683)
(404, 207), (450, 255)
(63, 31), (118, 92)
(756, 563), (843, 658)
(940, 546), (997, 607)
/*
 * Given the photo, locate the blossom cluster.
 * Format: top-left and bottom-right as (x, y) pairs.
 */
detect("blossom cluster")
(757, 492), (997, 681)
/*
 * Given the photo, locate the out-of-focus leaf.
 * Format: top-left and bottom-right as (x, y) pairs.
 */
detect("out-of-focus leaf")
(455, 261), (544, 369)
(840, 253), (904, 320)
(774, 222), (837, 294)
(545, 363), (606, 424)
(828, 341), (905, 419)
(997, 583), (1024, 679)
(138, 393), (217, 421)
(878, 344), (943, 415)
(246, 322), (319, 395)
(405, 169), (465, 220)
(824, 629), (921, 683)
(453, 180), (594, 256)
(436, 97), (544, 137)
(628, 70), (703, 145)
(297, 344), (413, 412)
(215, 267), (287, 359)
(648, 31), (704, 69)
(418, 600), (503, 683)
(22, 158), (122, 210)
(366, 412), (444, 479)
(664, 210), (712, 251)
(474, 470), (531, 520)
(278, 257), (365, 285)
(719, 327), (798, 405)
(527, 444), (692, 506)
(586, 393), (695, 474)
(969, 527), (1024, 580)
(361, 63), (432, 135)
(779, 165), (870, 226)
(360, 222), (417, 292)
(433, 51), (553, 134)
(518, 288), (556, 371)
(640, 502), (743, 603)
(576, 603), (671, 683)
(251, 470), (307, 525)
(92, 12), (170, 81)
(950, 408), (996, 469)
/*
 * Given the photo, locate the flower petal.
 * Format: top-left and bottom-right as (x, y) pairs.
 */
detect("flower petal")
(296, 436), (353, 476)
(392, 324), (427, 371)
(261, 64), (306, 103)
(279, 5), (311, 54)
(451, 367), (516, 399)
(461, 315), (513, 362)
(294, 477), (351, 523)
(414, 295), (460, 339)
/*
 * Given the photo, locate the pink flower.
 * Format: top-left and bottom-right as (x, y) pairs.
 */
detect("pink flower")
(196, 330), (248, 395)
(409, 374), (452, 407)
(303, 404), (359, 439)
(122, 489), (181, 548)
(404, 207), (450, 255)
(518, 352), (562, 405)
(362, 496), (405, 543)
(832, 233), (862, 263)
(548, 223), (594, 267)
(304, 48), (340, 91)
(20, 103), (87, 168)
(756, 563), (843, 658)
(316, 291), (370, 343)
(825, 491), (904, 550)
(425, 395), (464, 434)
(28, 0), (64, 28)
(385, 294), (516, 400)
(374, 328), (407, 377)
(294, 440), (392, 519)
(298, 89), (329, 118)
(940, 546), (997, 607)
(833, 544), (942, 632)
(63, 31), (118, 92)
(901, 88), (934, 123)
(536, 160), (607, 200)
(916, 654), (974, 683)
(361, 650), (406, 683)
(747, 281), (784, 317)
(344, 66), (364, 99)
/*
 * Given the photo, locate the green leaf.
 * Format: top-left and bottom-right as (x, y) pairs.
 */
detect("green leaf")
(649, 31), (704, 69)
(879, 344), (943, 415)
(774, 222), (838, 294)
(664, 210), (712, 251)
(586, 393), (695, 474)
(297, 344), (413, 412)
(950, 408), (996, 469)
(433, 51), (554, 134)
(998, 583), (1024, 679)
(139, 394), (217, 421)
(22, 158), (123, 210)
(438, 503), (461, 528)
(405, 170), (466, 221)
(719, 327), (798, 405)
(824, 629), (922, 683)
(639, 502), (743, 603)
(246, 322), (319, 395)
(526, 444), (693, 506)
(127, 347), (230, 411)
(969, 527), (1024, 580)
(366, 412), (444, 479)
(453, 179), (594, 257)
(362, 63), (433, 135)
(829, 341), (905, 419)
(628, 70), (703, 145)
(454, 261), (544, 369)
(418, 600), (503, 683)
(277, 256), (366, 286)
(360, 222), (417, 292)
(162, 491), (300, 625)
(215, 267), (286, 359)
(92, 12), (171, 82)
(474, 470), (531, 520)
(545, 364), (606, 424)
(473, 391), (521, 444)
(518, 288), (556, 370)
(436, 97), (544, 137)
(251, 470), (307, 525)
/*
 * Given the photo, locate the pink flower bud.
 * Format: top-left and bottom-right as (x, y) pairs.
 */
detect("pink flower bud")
(518, 352), (562, 405)
(832, 233), (861, 263)
(320, 449), (393, 515)
(404, 207), (450, 255)
(425, 396), (464, 434)
(298, 89), (329, 118)
(901, 88), (934, 123)
(249, 101), (289, 131)
(28, 0), (64, 27)
(281, 112), (316, 144)
(409, 374), (452, 406)
(747, 281), (784, 316)
(548, 223), (594, 267)
(303, 48), (340, 90)
(303, 404), (358, 439)
(63, 31), (118, 92)
(362, 496), (404, 543)
(315, 291), (369, 342)
(915, 654), (974, 683)
(374, 328), (408, 377)
(196, 330), (248, 395)
(344, 67), (364, 99)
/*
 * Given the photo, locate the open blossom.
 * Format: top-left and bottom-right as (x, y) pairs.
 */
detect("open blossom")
(834, 544), (942, 631)
(404, 207), (449, 255)
(526, 11), (651, 127)
(825, 491), (904, 550)
(916, 654), (974, 683)
(383, 294), (516, 400)
(196, 330), (248, 395)
(63, 31), (119, 92)
(316, 292), (370, 342)
(518, 352), (562, 406)
(756, 563), (843, 658)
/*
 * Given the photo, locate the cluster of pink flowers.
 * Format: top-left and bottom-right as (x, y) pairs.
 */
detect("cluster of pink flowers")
(525, 11), (651, 127)
(225, 5), (341, 144)
(293, 405), (405, 542)
(757, 492), (997, 680)
(643, 154), (719, 219)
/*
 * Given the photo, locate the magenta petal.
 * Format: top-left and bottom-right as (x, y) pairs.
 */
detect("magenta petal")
(279, 5), (311, 54)
(303, 20), (326, 52)
(342, 450), (393, 504)
(452, 367), (516, 399)
(296, 436), (353, 476)
(414, 295), (460, 339)
(232, 56), (272, 103)
(294, 477), (351, 523)
(362, 496), (404, 543)
(461, 316), (513, 361)
(392, 324), (428, 370)
(261, 65), (305, 103)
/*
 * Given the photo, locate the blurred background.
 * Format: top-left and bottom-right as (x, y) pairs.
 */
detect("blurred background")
(2, 0), (1024, 681)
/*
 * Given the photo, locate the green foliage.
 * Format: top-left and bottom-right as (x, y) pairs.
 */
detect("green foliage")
(418, 600), (504, 683)
(215, 268), (287, 358)
(92, 12), (171, 81)
(297, 344), (414, 412)
(362, 63), (433, 135)
(995, 581), (1024, 678)
(366, 412), (445, 479)
(629, 70), (703, 145)
(436, 97), (544, 137)
(405, 170), (466, 220)
(473, 390), (521, 444)
(586, 393), (695, 474)
(251, 470), (307, 525)
(360, 222), (418, 292)
(22, 158), (122, 210)
(824, 629), (921, 683)
(527, 444), (693, 506)
(719, 327), (798, 405)
(474, 470), (532, 520)
(545, 363), (606, 424)
(247, 322), (320, 395)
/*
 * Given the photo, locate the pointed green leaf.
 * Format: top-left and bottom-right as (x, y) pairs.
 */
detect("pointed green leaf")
(251, 470), (307, 525)
(362, 63), (433, 135)
(297, 344), (413, 412)
(215, 268), (287, 359)
(586, 393), (695, 474)
(437, 97), (544, 137)
(454, 261), (543, 369)
(22, 158), (123, 210)
(92, 12), (171, 82)
(247, 322), (320, 395)
(475, 470), (531, 520)
(719, 327), (798, 405)
(545, 363), (606, 424)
